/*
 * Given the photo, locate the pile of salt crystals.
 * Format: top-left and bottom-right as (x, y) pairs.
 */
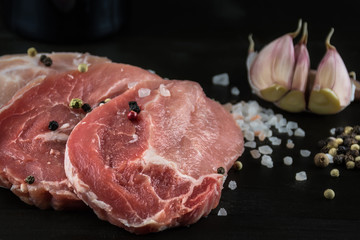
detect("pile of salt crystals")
(223, 100), (308, 169)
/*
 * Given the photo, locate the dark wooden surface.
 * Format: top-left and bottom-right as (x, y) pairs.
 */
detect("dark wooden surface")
(1, 1), (360, 239)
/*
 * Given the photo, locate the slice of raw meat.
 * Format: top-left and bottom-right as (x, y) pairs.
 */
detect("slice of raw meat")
(0, 52), (110, 107)
(65, 80), (244, 234)
(0, 62), (163, 210)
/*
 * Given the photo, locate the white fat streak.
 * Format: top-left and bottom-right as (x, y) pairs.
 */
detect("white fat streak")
(34, 132), (69, 142)
(101, 80), (126, 98)
(64, 146), (112, 210)
(60, 123), (70, 129)
(129, 134), (138, 143)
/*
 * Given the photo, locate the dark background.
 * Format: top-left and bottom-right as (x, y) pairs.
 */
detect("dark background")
(1, 1), (360, 239)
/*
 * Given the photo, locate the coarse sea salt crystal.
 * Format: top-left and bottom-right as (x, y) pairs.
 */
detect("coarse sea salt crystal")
(250, 149), (261, 159)
(286, 139), (294, 149)
(212, 73), (229, 86)
(330, 128), (336, 135)
(269, 136), (281, 146)
(261, 155), (273, 168)
(286, 121), (298, 130)
(138, 88), (151, 98)
(217, 208), (227, 216)
(127, 81), (138, 89)
(231, 86), (240, 95)
(244, 141), (256, 148)
(258, 145), (273, 155)
(295, 171), (307, 181)
(228, 180), (237, 190)
(159, 84), (171, 97)
(283, 156), (293, 166)
(300, 149), (311, 157)
(244, 130), (255, 141)
(294, 128), (305, 137)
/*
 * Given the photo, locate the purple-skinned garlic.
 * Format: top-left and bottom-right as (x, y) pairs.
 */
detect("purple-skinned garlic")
(308, 28), (355, 114)
(247, 20), (302, 102)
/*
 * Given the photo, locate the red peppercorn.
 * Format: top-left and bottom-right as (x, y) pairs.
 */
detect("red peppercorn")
(127, 110), (138, 120)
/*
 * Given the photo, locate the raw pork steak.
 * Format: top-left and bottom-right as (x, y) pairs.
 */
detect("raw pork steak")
(0, 62), (163, 210)
(0, 52), (109, 107)
(65, 80), (244, 233)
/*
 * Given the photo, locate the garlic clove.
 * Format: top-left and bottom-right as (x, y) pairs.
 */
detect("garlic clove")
(308, 28), (354, 114)
(247, 20), (302, 102)
(276, 22), (309, 112)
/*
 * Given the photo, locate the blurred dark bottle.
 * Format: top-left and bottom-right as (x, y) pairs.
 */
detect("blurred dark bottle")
(1, 0), (128, 43)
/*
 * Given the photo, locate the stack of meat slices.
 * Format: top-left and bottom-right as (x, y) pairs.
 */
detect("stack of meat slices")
(0, 52), (244, 234)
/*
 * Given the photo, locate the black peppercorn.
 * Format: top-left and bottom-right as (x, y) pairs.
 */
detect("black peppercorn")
(129, 101), (141, 113)
(43, 57), (52, 67)
(335, 127), (344, 136)
(48, 121), (59, 131)
(337, 146), (347, 155)
(81, 103), (92, 113)
(24, 175), (35, 184)
(344, 154), (355, 163)
(320, 146), (330, 153)
(348, 149), (359, 157)
(40, 54), (47, 62)
(318, 139), (327, 148)
(334, 154), (345, 165)
(217, 167), (225, 174)
(353, 125), (360, 134)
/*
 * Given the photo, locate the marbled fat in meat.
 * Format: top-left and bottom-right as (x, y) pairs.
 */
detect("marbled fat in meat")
(65, 80), (244, 233)
(0, 62), (163, 210)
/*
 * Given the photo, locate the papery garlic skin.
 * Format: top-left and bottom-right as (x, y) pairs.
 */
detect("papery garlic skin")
(247, 20), (302, 102)
(276, 23), (310, 112)
(248, 35), (295, 102)
(308, 28), (354, 114)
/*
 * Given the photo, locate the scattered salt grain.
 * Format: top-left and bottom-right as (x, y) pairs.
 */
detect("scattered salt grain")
(283, 156), (293, 166)
(138, 88), (151, 98)
(286, 121), (298, 130)
(286, 139), (295, 149)
(159, 84), (171, 97)
(212, 73), (229, 86)
(300, 149), (311, 157)
(127, 81), (138, 89)
(244, 141), (256, 148)
(244, 130), (255, 141)
(228, 180), (237, 190)
(250, 149), (261, 159)
(217, 208), (227, 216)
(231, 86), (240, 95)
(295, 171), (307, 181)
(294, 128), (305, 137)
(258, 145), (273, 155)
(261, 155), (273, 168)
(287, 129), (293, 137)
(269, 137), (281, 146)
(330, 128), (336, 135)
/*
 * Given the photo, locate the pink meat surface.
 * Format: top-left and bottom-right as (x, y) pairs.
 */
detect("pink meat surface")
(0, 62), (163, 210)
(0, 52), (110, 107)
(65, 80), (244, 233)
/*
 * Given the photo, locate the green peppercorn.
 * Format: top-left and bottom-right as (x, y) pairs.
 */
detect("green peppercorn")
(69, 98), (83, 109)
(104, 98), (111, 103)
(24, 175), (35, 184)
(217, 167), (225, 174)
(233, 161), (243, 170)
(27, 47), (37, 57)
(324, 189), (335, 199)
(314, 153), (329, 168)
(78, 63), (88, 73)
(355, 135), (360, 141)
(335, 138), (344, 145)
(327, 140), (338, 149)
(330, 168), (340, 177)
